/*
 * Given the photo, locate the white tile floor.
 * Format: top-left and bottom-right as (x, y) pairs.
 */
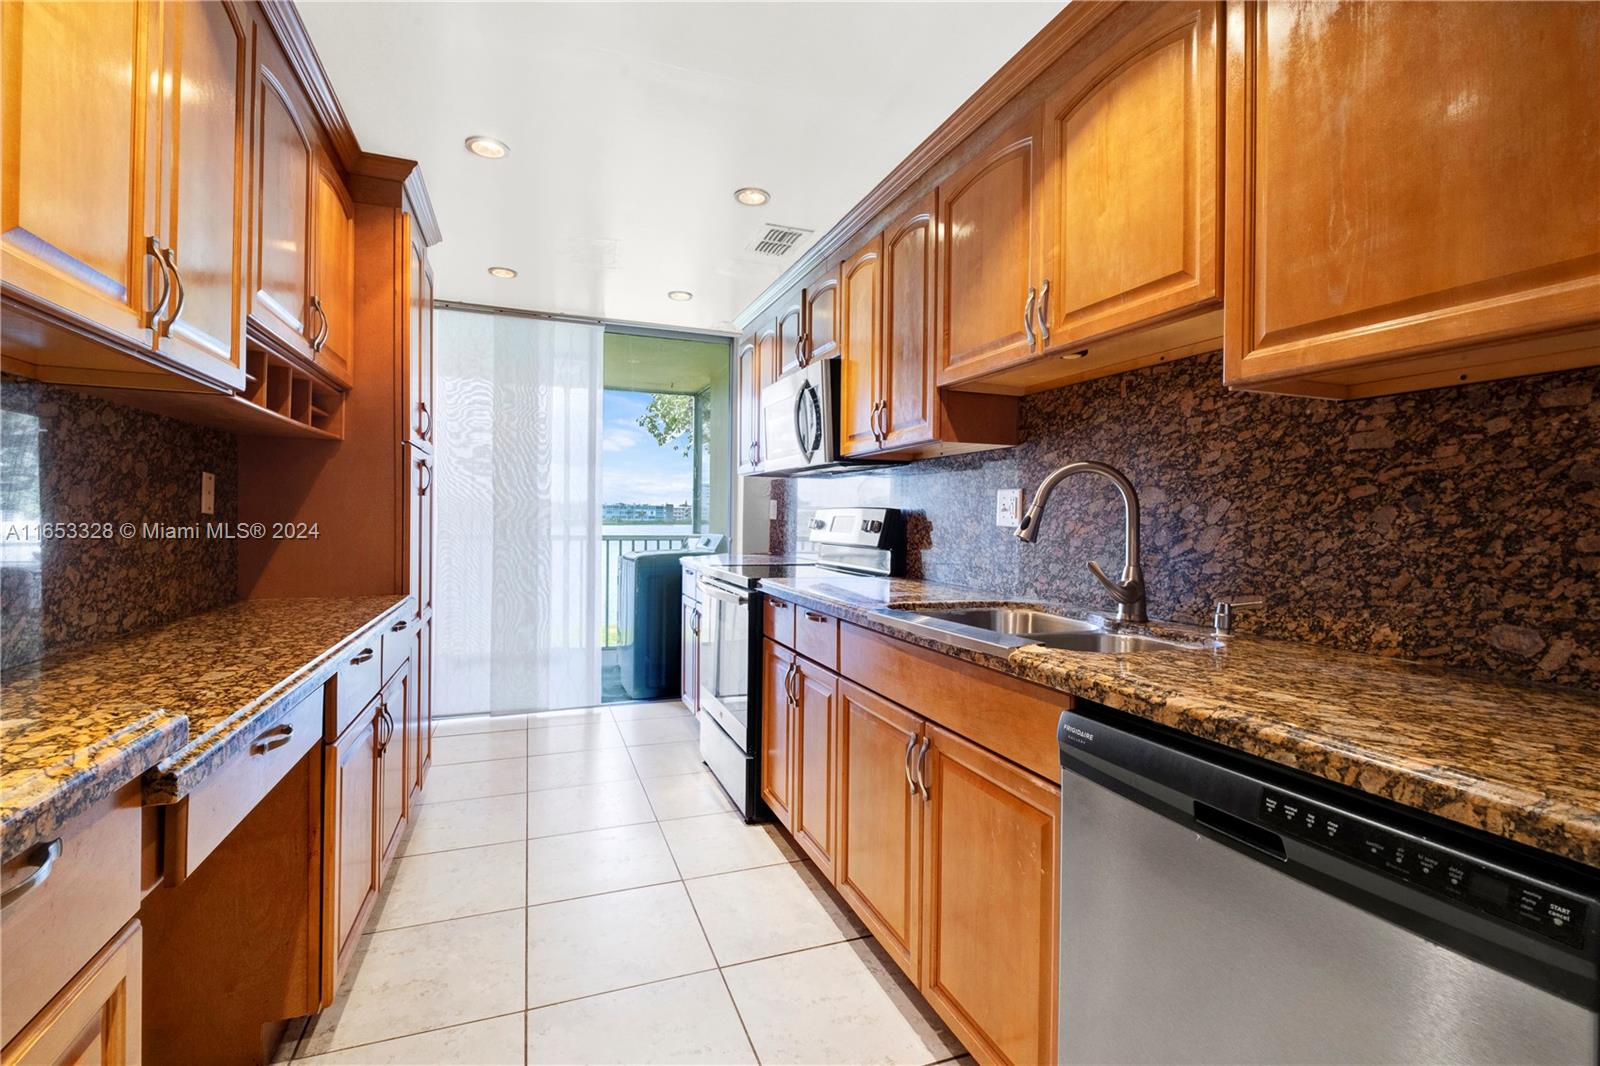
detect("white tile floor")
(282, 701), (969, 1066)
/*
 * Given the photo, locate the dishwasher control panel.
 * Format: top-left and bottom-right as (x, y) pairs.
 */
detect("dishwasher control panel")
(1260, 789), (1590, 950)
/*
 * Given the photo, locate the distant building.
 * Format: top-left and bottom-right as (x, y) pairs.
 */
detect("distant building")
(602, 502), (693, 524)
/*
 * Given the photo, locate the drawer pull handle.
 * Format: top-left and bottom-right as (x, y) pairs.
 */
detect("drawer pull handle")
(251, 723), (295, 755)
(351, 648), (375, 666)
(390, 619), (408, 632)
(1, 839), (62, 910)
(803, 611), (826, 623)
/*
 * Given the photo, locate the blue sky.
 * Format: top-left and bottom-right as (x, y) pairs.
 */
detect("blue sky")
(602, 390), (692, 506)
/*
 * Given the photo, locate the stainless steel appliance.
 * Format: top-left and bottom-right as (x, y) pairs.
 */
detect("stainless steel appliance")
(697, 507), (903, 819)
(758, 358), (896, 475)
(1058, 703), (1599, 1066)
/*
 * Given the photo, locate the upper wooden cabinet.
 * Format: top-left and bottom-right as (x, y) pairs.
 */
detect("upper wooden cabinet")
(311, 155), (355, 386)
(936, 111), (1046, 385)
(801, 264), (840, 366)
(737, 333), (762, 473)
(879, 195), (942, 451)
(838, 236), (884, 457)
(249, 29), (316, 360)
(773, 284), (805, 382)
(1039, 0), (1221, 358)
(0, 0), (247, 391)
(1222, 0), (1600, 397)
(404, 215), (434, 446)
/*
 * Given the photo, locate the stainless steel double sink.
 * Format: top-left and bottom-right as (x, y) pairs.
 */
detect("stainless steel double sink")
(881, 605), (1218, 655)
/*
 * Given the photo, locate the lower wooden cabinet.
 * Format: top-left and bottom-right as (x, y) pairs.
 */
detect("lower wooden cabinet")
(836, 681), (924, 981)
(0, 920), (141, 1066)
(767, 625), (1061, 1066)
(327, 707), (379, 985)
(920, 724), (1059, 1066)
(377, 665), (410, 872)
(760, 640), (796, 826)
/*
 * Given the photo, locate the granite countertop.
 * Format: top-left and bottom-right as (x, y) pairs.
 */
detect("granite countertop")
(0, 596), (408, 860)
(680, 552), (810, 571)
(758, 573), (1600, 870)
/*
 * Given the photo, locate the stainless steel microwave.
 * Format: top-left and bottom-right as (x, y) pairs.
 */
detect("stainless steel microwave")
(758, 358), (892, 476)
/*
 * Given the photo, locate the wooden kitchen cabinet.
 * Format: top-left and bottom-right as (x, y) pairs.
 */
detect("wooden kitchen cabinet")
(1037, 0), (1222, 365)
(737, 333), (763, 473)
(920, 723), (1059, 1066)
(936, 111), (1046, 385)
(761, 639), (796, 827)
(879, 194), (942, 450)
(835, 681), (923, 982)
(0, 1), (161, 352)
(1, 920), (141, 1066)
(327, 707), (378, 982)
(838, 236), (883, 456)
(377, 666), (409, 871)
(774, 283), (806, 382)
(311, 155), (355, 385)
(249, 29), (317, 360)
(414, 614), (433, 793)
(801, 264), (840, 366)
(405, 216), (435, 447)
(409, 449), (434, 620)
(1222, 0), (1600, 398)
(791, 657), (840, 880)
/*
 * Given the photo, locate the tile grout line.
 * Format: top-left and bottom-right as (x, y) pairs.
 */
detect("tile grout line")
(294, 1009), (529, 1063)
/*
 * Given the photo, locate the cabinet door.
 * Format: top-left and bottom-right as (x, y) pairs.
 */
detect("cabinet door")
(378, 666), (409, 870)
(311, 155), (354, 386)
(1224, 1), (1600, 391)
(760, 639), (795, 828)
(680, 596), (700, 712)
(774, 288), (804, 380)
(415, 614), (432, 789)
(408, 452), (433, 619)
(835, 681), (923, 982)
(838, 237), (882, 456)
(920, 724), (1058, 1066)
(0, 919), (141, 1066)
(249, 34), (315, 357)
(802, 268), (839, 365)
(404, 643), (422, 810)
(736, 335), (762, 473)
(153, 0), (249, 391)
(0, 0), (161, 347)
(1040, 0), (1220, 350)
(937, 111), (1045, 384)
(880, 192), (939, 449)
(329, 711), (377, 975)
(405, 219), (435, 446)
(791, 657), (839, 881)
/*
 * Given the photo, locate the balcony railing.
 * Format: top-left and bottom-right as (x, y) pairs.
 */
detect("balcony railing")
(601, 532), (692, 648)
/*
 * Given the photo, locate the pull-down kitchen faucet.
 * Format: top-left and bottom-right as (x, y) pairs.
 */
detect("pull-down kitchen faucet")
(1015, 461), (1147, 623)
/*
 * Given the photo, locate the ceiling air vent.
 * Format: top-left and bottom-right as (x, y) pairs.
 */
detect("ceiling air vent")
(747, 224), (812, 259)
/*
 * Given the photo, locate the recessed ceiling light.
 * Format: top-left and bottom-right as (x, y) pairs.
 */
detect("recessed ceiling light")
(667, 290), (693, 302)
(733, 187), (770, 206)
(465, 136), (509, 159)
(487, 266), (518, 279)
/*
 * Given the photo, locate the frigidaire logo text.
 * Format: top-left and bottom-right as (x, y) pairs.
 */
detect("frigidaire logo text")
(1063, 724), (1095, 744)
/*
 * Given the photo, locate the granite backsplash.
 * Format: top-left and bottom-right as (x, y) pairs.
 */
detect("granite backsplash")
(1, 376), (238, 669)
(769, 352), (1600, 690)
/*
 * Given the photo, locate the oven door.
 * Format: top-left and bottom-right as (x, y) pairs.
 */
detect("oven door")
(697, 577), (750, 752)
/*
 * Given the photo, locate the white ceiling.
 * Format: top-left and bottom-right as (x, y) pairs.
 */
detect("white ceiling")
(297, 1), (1062, 333)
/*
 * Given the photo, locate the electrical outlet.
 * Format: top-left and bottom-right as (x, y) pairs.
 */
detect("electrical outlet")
(201, 472), (215, 515)
(996, 488), (1023, 528)
(768, 500), (778, 521)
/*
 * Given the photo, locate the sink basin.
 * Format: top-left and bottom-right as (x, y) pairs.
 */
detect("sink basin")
(1033, 631), (1216, 654)
(911, 607), (1098, 636)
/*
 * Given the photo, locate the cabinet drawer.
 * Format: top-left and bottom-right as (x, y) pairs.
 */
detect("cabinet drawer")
(167, 684), (324, 880)
(381, 613), (412, 681)
(793, 606), (838, 668)
(764, 597), (795, 648)
(328, 635), (383, 740)
(0, 784), (141, 1047)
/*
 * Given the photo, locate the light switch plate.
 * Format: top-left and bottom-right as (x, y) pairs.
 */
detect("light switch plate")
(996, 488), (1023, 528)
(201, 472), (215, 515)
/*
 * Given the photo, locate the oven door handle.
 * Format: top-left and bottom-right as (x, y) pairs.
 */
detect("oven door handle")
(700, 580), (750, 606)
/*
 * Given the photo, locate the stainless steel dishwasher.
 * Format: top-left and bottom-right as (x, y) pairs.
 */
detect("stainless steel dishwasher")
(1058, 705), (1599, 1066)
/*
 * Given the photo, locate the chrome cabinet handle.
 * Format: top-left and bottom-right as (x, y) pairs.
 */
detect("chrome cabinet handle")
(250, 723), (295, 755)
(803, 611), (826, 623)
(915, 737), (931, 799)
(795, 330), (809, 368)
(1037, 278), (1051, 347)
(1, 839), (62, 910)
(784, 661), (798, 706)
(418, 401), (432, 440)
(690, 608), (701, 637)
(309, 296), (328, 351)
(308, 297), (321, 351)
(1023, 287), (1037, 349)
(351, 647), (375, 666)
(158, 246), (186, 337)
(390, 618), (408, 633)
(868, 402), (881, 444)
(143, 236), (171, 329)
(418, 459), (432, 496)
(903, 735), (918, 795)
